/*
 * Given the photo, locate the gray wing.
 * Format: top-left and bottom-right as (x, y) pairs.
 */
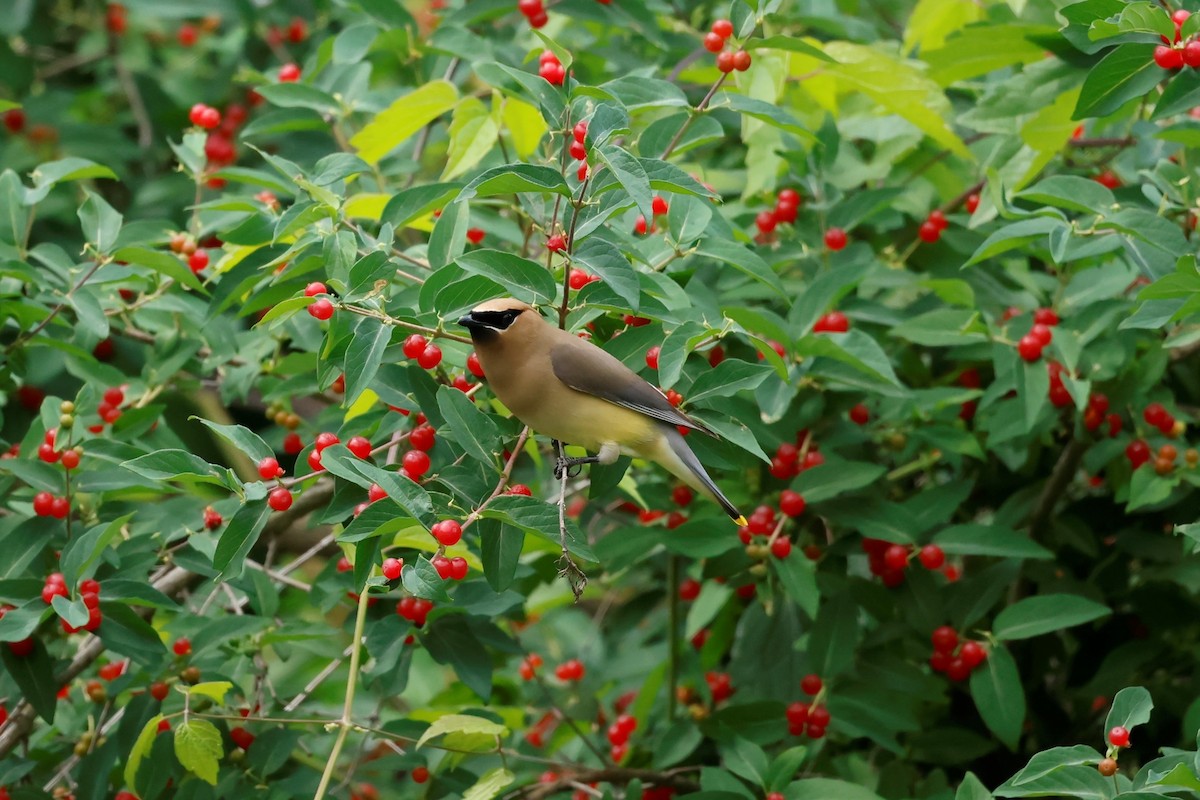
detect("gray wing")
(549, 338), (716, 435)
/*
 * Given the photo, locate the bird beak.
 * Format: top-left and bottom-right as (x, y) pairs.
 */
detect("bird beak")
(458, 313), (477, 328)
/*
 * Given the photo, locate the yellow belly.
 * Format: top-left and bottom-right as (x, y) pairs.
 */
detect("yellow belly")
(512, 390), (659, 454)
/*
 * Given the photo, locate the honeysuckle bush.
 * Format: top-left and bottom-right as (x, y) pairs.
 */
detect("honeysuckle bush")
(3, 0), (1200, 799)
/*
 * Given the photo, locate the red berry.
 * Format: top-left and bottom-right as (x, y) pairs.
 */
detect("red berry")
(283, 432), (303, 455)
(150, 681), (169, 701)
(1184, 40), (1200, 68)
(448, 557), (468, 580)
(703, 32), (725, 52)
(409, 426), (436, 451)
(883, 544), (909, 571)
(965, 193), (980, 213)
(527, 9), (548, 27)
(1109, 726), (1130, 747)
(1094, 170), (1120, 189)
(546, 234), (567, 252)
(644, 346), (661, 370)
(507, 484), (532, 496)
(287, 17), (307, 42)
(1016, 335), (1042, 362)
(3, 108), (26, 133)
(230, 726), (255, 750)
(411, 766), (430, 783)
(634, 214), (648, 235)
(711, 19), (733, 37)
(918, 220), (941, 243)
(731, 50), (751, 71)
(679, 578), (701, 601)
(849, 403), (869, 425)
(267, 487), (293, 512)
(33, 491), (54, 516)
(779, 490), (806, 517)
(1143, 402), (1169, 427)
(931, 625), (958, 654)
(308, 298), (334, 320)
(314, 432), (339, 451)
(960, 641), (987, 668)
(347, 436), (372, 459)
(38, 442), (59, 463)
(778, 188), (800, 205)
(403, 449), (431, 478)
(518, 0), (543, 14)
(304, 281), (326, 297)
(918, 544), (945, 570)
(1033, 308), (1059, 326)
(672, 485), (693, 506)
(1155, 45), (1184, 69)
(173, 637), (192, 656)
(771, 537), (792, 558)
(928, 209), (948, 230)
(61, 450), (80, 470)
(432, 555), (453, 580)
(278, 63), (301, 82)
(417, 344), (443, 369)
(824, 227), (848, 250)
(1030, 323), (1053, 346)
(800, 674), (823, 696)
(755, 209), (778, 234)
(569, 269), (590, 290)
(432, 519), (463, 546)
(651, 196), (669, 216)
(50, 496), (69, 518)
(811, 309), (849, 333)
(573, 121), (588, 142)
(402, 334), (428, 359)
(716, 51), (736, 72)
(946, 658), (971, 681)
(257, 457), (282, 480)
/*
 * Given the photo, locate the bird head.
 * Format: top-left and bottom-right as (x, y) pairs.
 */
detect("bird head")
(458, 298), (538, 341)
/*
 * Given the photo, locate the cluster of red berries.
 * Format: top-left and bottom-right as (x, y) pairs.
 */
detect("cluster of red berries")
(753, 188), (801, 239)
(1046, 360), (1074, 408)
(57, 576), (103, 633)
(555, 658), (585, 682)
(38, 426), (81, 469)
(396, 596), (434, 626)
(568, 268), (601, 290)
(32, 490), (70, 519)
(201, 98), (252, 188)
(863, 538), (948, 587)
(786, 674), (831, 738)
(606, 714), (637, 761)
(703, 20), (751, 73)
(824, 227), (848, 251)
(813, 310), (850, 333)
(266, 17), (309, 46)
(431, 554), (469, 581)
(305, 281), (334, 320)
(705, 671), (735, 702)
(518, 652), (543, 680)
(929, 625), (987, 680)
(402, 333), (444, 370)
(168, 231), (211, 274)
(516, 0), (550, 27)
(1082, 392), (1118, 434)
(566, 119), (590, 182)
(738, 503), (797, 558)
(188, 103), (221, 130)
(1016, 307), (1059, 362)
(767, 430), (825, 480)
(633, 195), (670, 235)
(538, 50), (566, 86)
(1153, 10), (1200, 68)
(1143, 401), (1182, 437)
(917, 209), (949, 243)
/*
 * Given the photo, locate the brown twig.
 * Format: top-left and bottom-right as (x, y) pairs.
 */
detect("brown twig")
(505, 766), (699, 800)
(659, 74), (727, 161)
(1027, 437), (1088, 539)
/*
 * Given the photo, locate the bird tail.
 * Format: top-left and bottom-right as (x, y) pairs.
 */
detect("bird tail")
(655, 426), (747, 526)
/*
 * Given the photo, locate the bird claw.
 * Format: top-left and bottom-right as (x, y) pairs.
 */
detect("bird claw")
(553, 456), (569, 480)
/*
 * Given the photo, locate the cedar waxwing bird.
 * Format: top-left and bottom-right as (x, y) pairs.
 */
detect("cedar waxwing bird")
(458, 298), (747, 526)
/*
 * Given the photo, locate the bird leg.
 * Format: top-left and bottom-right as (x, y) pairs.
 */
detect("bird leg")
(551, 439), (588, 601)
(554, 454), (600, 479)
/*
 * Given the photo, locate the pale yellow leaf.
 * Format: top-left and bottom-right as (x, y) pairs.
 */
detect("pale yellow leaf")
(1013, 87), (1082, 189)
(343, 193), (390, 221)
(174, 719), (223, 785)
(442, 97), (500, 181)
(502, 97), (547, 159)
(185, 681), (233, 704)
(903, 0), (985, 53)
(351, 80), (459, 166)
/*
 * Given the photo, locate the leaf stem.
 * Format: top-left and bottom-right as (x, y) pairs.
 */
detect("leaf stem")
(312, 582), (371, 800)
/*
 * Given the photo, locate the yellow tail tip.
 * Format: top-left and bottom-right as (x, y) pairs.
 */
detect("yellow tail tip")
(733, 515), (748, 526)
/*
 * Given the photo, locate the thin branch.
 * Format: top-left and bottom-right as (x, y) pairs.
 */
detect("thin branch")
(659, 74), (727, 161)
(109, 35), (152, 150)
(312, 586), (372, 800)
(506, 766), (699, 800)
(1027, 437), (1088, 539)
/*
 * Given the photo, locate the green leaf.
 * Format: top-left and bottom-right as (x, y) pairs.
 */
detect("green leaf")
(970, 645), (1024, 750)
(1015, 175), (1115, 215)
(992, 594), (1111, 641)
(685, 581), (733, 639)
(1016, 359), (1049, 434)
(61, 514), (132, 587)
(455, 250), (559, 304)
(113, 246), (205, 292)
(891, 309), (988, 347)
(78, 191), (123, 254)
(254, 83), (340, 114)
(319, 446), (435, 525)
(807, 594), (859, 678)
(1104, 686), (1153, 732)
(125, 714), (164, 790)
(422, 615), (495, 700)
(933, 525), (1053, 560)
(443, 97), (500, 181)
(478, 517), (524, 593)
(773, 554), (819, 618)
(343, 316), (392, 405)
(966, 218), (1065, 266)
(1088, 2), (1174, 40)
(795, 331), (903, 387)
(596, 144), (653, 222)
(1011, 745), (1105, 785)
(571, 238), (640, 309)
(31, 157), (118, 192)
(192, 418), (274, 463)
(416, 713), (508, 748)
(122, 450), (222, 484)
(437, 384), (501, 463)
(1074, 44), (1162, 119)
(381, 182), (462, 229)
(463, 767), (515, 800)
(174, 718), (223, 785)
(789, 778), (886, 800)
(1128, 466), (1174, 510)
(97, 602), (169, 663)
(458, 164), (571, 201)
(0, 638), (57, 722)
(351, 80), (459, 165)
(794, 461), (885, 503)
(213, 501), (273, 579)
(696, 238), (785, 296)
(688, 360), (773, 405)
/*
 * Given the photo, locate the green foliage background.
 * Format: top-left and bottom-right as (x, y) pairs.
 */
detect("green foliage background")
(1, 0), (1200, 799)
